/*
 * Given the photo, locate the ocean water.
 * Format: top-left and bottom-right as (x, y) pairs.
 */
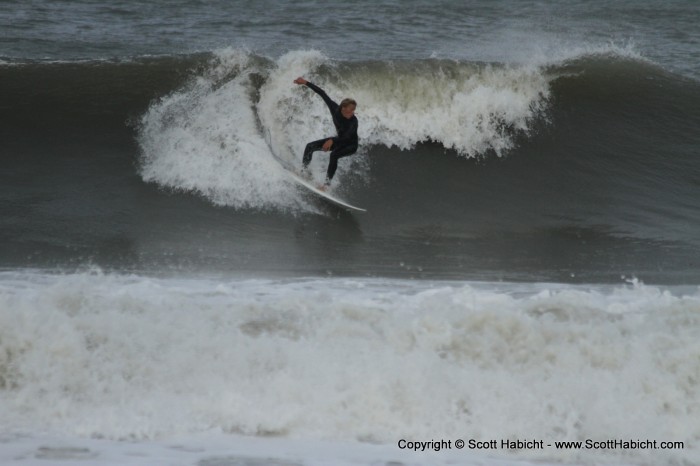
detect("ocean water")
(2, 1), (700, 465)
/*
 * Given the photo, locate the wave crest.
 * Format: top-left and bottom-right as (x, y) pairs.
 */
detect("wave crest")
(137, 49), (552, 209)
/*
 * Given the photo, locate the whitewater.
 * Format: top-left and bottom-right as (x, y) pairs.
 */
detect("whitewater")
(4, 44), (700, 464)
(137, 48), (552, 211)
(1, 270), (699, 465)
(3, 1), (700, 465)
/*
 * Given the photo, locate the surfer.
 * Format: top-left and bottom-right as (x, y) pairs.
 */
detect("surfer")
(294, 77), (358, 190)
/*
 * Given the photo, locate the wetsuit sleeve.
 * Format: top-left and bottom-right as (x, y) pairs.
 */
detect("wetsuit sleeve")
(305, 82), (339, 114)
(333, 117), (358, 146)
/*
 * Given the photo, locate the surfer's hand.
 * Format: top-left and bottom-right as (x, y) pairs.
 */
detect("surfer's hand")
(293, 77), (307, 85)
(322, 139), (333, 151)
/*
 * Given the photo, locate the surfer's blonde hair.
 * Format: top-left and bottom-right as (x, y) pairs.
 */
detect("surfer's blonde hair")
(340, 98), (357, 109)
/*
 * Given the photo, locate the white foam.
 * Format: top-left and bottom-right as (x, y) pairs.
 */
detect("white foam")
(257, 50), (551, 157)
(137, 49), (306, 211)
(136, 45), (656, 211)
(137, 48), (554, 210)
(1, 271), (698, 465)
(344, 61), (550, 156)
(139, 44), (656, 210)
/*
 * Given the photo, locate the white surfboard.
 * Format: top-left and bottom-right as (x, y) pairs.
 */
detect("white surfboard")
(286, 170), (367, 212)
(265, 131), (366, 212)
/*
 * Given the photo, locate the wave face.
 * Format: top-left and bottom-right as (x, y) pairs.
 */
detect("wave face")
(2, 48), (700, 282)
(136, 49), (551, 210)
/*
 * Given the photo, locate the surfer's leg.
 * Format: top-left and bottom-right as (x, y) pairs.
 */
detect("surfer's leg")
(326, 145), (357, 183)
(302, 139), (327, 169)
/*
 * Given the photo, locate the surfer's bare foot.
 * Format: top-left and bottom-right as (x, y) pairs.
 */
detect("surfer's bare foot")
(318, 183), (330, 192)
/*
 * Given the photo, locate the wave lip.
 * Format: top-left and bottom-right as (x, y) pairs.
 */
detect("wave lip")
(136, 48), (553, 210)
(136, 50), (300, 211)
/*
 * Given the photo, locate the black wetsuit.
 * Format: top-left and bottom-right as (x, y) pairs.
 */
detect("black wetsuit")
(302, 82), (358, 182)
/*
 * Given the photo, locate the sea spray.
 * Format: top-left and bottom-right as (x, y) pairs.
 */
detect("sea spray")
(137, 50), (302, 211)
(138, 49), (552, 210)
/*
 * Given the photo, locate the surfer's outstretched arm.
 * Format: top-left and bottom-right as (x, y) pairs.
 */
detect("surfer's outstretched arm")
(294, 77), (339, 113)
